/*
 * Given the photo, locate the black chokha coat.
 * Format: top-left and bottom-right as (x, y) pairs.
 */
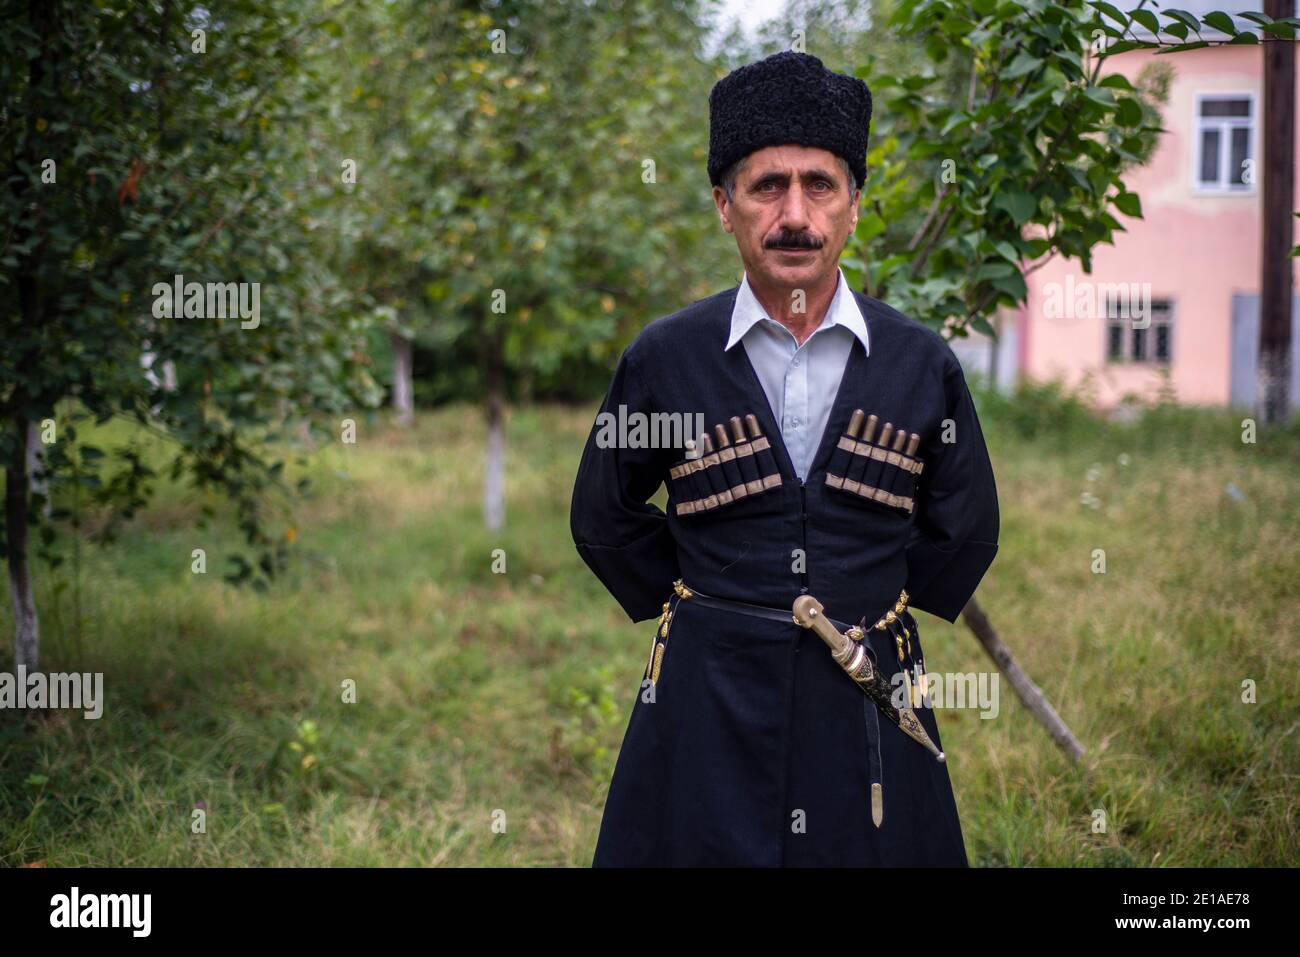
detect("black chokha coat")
(569, 282), (1000, 867)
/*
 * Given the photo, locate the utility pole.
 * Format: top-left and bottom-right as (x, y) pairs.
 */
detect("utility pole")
(1259, 0), (1296, 423)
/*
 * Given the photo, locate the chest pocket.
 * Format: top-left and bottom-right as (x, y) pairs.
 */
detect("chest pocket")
(823, 409), (924, 517)
(668, 413), (783, 518)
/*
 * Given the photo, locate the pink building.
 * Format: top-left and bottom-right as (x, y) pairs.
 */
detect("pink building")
(955, 3), (1300, 409)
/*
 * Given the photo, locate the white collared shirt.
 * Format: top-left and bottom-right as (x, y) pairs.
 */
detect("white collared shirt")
(724, 266), (870, 482)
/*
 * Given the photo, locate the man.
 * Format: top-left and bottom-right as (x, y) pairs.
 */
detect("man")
(569, 50), (999, 867)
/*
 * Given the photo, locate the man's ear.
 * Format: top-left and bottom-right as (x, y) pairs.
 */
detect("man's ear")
(849, 189), (861, 231)
(712, 185), (735, 234)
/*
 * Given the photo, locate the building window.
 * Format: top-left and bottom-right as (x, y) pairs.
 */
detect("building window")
(1194, 94), (1254, 192)
(1106, 299), (1173, 364)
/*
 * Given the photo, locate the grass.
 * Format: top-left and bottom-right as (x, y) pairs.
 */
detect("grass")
(1, 388), (1297, 866)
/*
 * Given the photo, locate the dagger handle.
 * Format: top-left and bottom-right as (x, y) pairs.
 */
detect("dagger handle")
(792, 596), (846, 652)
(792, 596), (875, 681)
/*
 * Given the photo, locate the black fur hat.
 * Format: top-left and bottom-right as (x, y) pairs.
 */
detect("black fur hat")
(707, 50), (872, 190)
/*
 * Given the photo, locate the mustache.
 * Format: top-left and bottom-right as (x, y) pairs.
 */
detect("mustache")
(765, 230), (823, 250)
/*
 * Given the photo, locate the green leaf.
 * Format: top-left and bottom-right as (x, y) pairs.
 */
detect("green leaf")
(1116, 97), (1142, 125)
(856, 213), (886, 242)
(1129, 8), (1160, 34)
(940, 111), (969, 136)
(974, 261), (1016, 280)
(1089, 1), (1130, 27)
(1114, 191), (1142, 217)
(994, 190), (1037, 225)
(1163, 8), (1204, 32)
(1083, 87), (1117, 108)
(1056, 49), (1085, 77)
(1002, 52), (1043, 80)
(1260, 22), (1297, 38)
(1201, 11), (1239, 35)
(1161, 20), (1189, 40)
(1098, 73), (1135, 90)
(990, 271), (1028, 301)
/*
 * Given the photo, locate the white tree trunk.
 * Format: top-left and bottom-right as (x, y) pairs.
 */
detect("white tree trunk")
(26, 418), (50, 518)
(483, 331), (507, 531)
(390, 331), (414, 427)
(484, 416), (506, 532)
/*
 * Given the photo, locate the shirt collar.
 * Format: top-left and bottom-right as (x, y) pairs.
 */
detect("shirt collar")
(724, 265), (870, 354)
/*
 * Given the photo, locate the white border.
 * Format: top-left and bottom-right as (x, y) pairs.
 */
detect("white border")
(1191, 91), (1258, 196)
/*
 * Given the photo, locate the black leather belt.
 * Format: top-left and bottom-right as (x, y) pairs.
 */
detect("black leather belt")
(672, 580), (857, 635)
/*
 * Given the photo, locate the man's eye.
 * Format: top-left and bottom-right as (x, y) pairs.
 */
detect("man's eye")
(810, 181), (830, 191)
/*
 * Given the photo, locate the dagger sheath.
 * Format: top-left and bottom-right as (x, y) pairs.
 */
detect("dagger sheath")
(792, 594), (946, 763)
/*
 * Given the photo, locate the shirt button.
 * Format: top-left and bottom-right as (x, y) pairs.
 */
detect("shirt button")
(792, 358), (801, 368)
(791, 417), (801, 428)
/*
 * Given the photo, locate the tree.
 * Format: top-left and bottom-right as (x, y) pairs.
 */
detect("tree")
(840, 0), (1298, 758)
(0, 0), (382, 668)
(333, 0), (732, 529)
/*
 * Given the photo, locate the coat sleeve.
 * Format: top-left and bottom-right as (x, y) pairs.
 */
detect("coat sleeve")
(570, 342), (681, 623)
(904, 354), (1000, 623)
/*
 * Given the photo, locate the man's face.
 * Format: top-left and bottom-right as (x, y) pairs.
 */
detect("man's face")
(712, 144), (860, 290)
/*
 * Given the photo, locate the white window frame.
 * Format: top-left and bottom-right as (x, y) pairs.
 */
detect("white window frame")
(1192, 91), (1257, 196)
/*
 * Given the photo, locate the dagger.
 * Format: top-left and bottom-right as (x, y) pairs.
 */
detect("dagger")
(792, 594), (946, 763)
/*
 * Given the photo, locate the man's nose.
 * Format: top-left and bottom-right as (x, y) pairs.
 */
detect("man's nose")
(777, 182), (811, 231)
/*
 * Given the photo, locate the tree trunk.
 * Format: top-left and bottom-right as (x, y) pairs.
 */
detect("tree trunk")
(1259, 0), (1296, 424)
(8, 0), (47, 669)
(483, 330), (506, 532)
(26, 419), (50, 519)
(390, 331), (414, 427)
(7, 414), (40, 670)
